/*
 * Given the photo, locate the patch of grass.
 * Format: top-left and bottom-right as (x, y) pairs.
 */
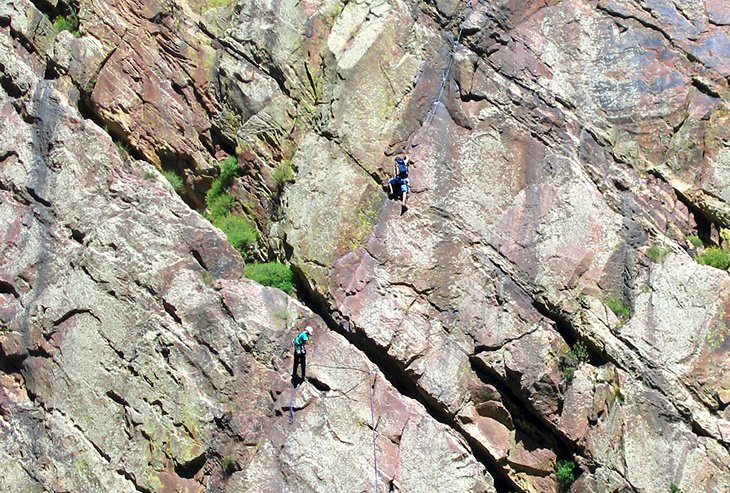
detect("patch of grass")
(669, 483), (684, 493)
(217, 214), (258, 253)
(686, 235), (703, 248)
(219, 455), (238, 475)
(244, 262), (294, 294)
(555, 460), (576, 490)
(53, 13), (80, 37)
(201, 271), (213, 286)
(115, 140), (130, 161)
(695, 246), (730, 270)
(605, 295), (632, 321)
(569, 341), (589, 364)
(206, 192), (235, 222)
(272, 159), (296, 185)
(203, 156), (259, 257)
(560, 341), (589, 383)
(143, 171), (157, 180)
(162, 170), (184, 192)
(646, 243), (671, 263)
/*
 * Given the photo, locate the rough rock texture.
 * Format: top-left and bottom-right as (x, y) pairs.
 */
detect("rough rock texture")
(0, 43), (495, 492)
(2, 0), (730, 492)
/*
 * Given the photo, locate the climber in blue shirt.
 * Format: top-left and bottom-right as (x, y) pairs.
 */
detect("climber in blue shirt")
(388, 156), (410, 208)
(292, 326), (313, 380)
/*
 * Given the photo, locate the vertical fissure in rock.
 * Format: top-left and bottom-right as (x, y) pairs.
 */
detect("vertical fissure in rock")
(469, 354), (591, 471)
(290, 267), (521, 492)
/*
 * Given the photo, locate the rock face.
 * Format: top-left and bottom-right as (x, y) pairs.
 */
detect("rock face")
(2, 0), (730, 492)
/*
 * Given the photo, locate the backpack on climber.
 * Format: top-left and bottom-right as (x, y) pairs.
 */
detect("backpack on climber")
(388, 156), (410, 209)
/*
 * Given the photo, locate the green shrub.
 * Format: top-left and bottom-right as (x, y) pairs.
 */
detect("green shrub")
(570, 341), (589, 364)
(162, 170), (184, 191)
(605, 295), (631, 320)
(669, 483), (684, 493)
(646, 243), (670, 263)
(272, 160), (295, 185)
(245, 262), (294, 294)
(206, 193), (235, 222)
(695, 247), (730, 270)
(219, 455), (237, 475)
(53, 13), (80, 37)
(217, 214), (257, 253)
(555, 460), (576, 489)
(686, 235), (703, 248)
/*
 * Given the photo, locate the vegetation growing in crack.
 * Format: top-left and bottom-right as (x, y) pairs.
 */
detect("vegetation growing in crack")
(163, 170), (184, 192)
(273, 159), (296, 186)
(219, 455), (238, 475)
(669, 482), (684, 493)
(555, 459), (576, 491)
(205, 156), (258, 259)
(686, 235), (703, 248)
(244, 262), (294, 294)
(646, 243), (671, 263)
(695, 246), (730, 270)
(52, 11), (81, 37)
(560, 341), (589, 383)
(605, 295), (631, 322)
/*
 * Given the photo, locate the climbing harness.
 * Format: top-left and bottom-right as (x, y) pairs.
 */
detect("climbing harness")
(409, 0), (481, 149)
(288, 364), (381, 492)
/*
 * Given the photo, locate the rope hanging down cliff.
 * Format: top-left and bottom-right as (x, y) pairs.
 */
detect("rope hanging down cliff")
(288, 364), (381, 493)
(410, 0), (482, 148)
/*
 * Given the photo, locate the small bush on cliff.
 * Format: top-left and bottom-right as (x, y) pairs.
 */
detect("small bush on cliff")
(560, 341), (589, 383)
(646, 243), (670, 263)
(605, 295), (631, 321)
(203, 156), (258, 257)
(245, 262), (294, 294)
(162, 170), (184, 191)
(555, 460), (576, 490)
(273, 159), (296, 185)
(206, 193), (235, 222)
(207, 156), (239, 200)
(53, 13), (80, 37)
(695, 247), (730, 270)
(570, 341), (589, 364)
(217, 214), (257, 253)
(669, 483), (684, 493)
(686, 235), (703, 248)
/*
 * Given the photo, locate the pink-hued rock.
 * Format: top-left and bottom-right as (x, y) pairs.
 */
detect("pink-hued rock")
(3, 0), (730, 491)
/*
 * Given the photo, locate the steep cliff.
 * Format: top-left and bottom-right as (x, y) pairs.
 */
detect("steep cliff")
(1, 0), (729, 492)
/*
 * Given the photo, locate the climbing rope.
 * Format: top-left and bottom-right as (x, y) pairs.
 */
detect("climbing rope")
(288, 383), (297, 424)
(369, 371), (379, 493)
(410, 0), (480, 149)
(287, 364), (381, 492)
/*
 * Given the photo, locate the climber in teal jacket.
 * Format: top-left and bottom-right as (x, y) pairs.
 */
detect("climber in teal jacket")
(292, 326), (314, 379)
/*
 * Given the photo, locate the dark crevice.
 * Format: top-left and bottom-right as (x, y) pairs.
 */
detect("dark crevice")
(647, 169), (718, 241)
(470, 355), (588, 466)
(161, 298), (183, 325)
(290, 265), (520, 493)
(175, 451), (207, 479)
(691, 77), (721, 99)
(190, 248), (208, 270)
(532, 298), (608, 367)
(25, 186), (52, 207)
(106, 389), (130, 408)
(70, 227), (85, 244)
(52, 308), (100, 326)
(0, 279), (20, 298)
